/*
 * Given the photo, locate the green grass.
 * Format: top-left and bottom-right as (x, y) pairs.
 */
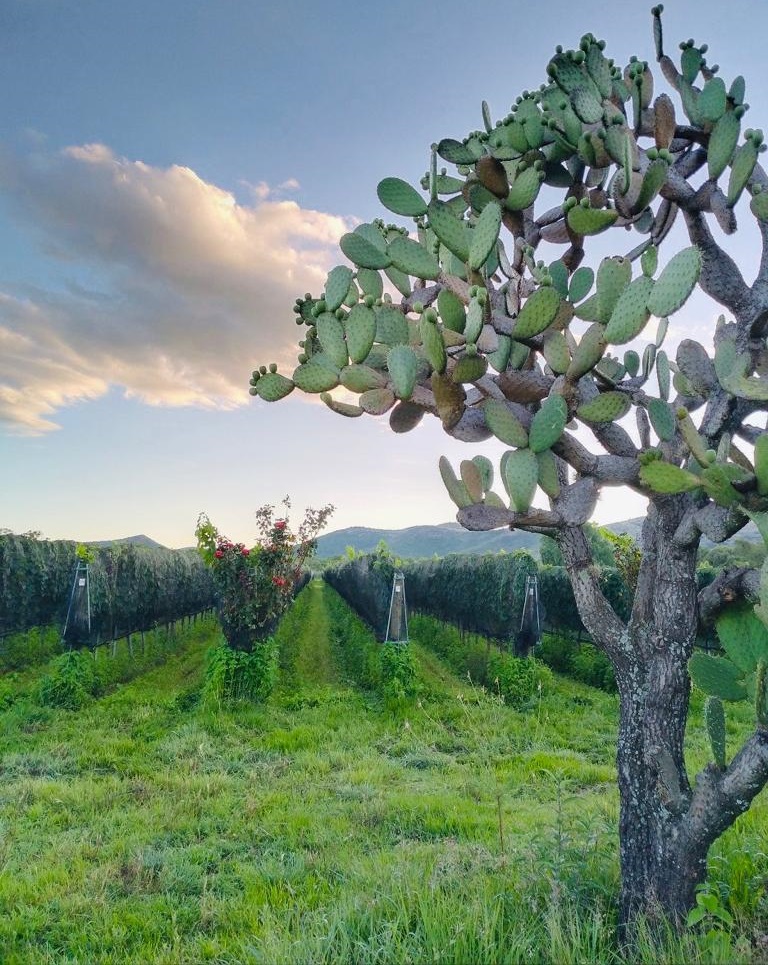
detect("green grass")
(0, 582), (766, 963)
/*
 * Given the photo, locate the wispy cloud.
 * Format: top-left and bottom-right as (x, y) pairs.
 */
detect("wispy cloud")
(0, 143), (350, 433)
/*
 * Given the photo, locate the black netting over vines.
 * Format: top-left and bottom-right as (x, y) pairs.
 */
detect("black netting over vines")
(0, 535), (216, 644)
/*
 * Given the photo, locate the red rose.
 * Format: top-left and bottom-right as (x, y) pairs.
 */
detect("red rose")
(241, 548), (250, 556)
(214, 550), (223, 559)
(274, 520), (287, 531)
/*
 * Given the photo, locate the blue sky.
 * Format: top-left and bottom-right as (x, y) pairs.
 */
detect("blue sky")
(1, 0), (766, 547)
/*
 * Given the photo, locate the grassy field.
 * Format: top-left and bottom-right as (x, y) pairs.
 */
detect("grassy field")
(1, 581), (767, 963)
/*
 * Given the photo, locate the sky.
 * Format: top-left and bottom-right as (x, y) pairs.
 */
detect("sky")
(1, 0), (766, 547)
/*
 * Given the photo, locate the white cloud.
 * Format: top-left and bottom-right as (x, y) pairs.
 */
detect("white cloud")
(0, 143), (352, 433)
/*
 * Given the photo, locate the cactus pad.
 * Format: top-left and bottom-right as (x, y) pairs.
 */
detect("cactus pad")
(536, 449), (561, 499)
(420, 316), (447, 374)
(340, 364), (386, 394)
(469, 201), (502, 271)
(324, 266), (354, 313)
(484, 399), (529, 447)
(320, 393), (363, 418)
(646, 247), (701, 318)
(688, 652), (747, 702)
(439, 455), (473, 508)
(728, 139), (759, 206)
(566, 323), (606, 380)
(387, 345), (419, 400)
(340, 230), (391, 270)
(569, 266), (595, 304)
(604, 275), (655, 344)
(505, 165), (545, 211)
(346, 304), (377, 363)
(437, 288), (467, 333)
(387, 237), (440, 281)
(502, 448), (539, 512)
(460, 460), (485, 503)
(567, 202), (618, 236)
(543, 332), (571, 374)
(428, 200), (470, 262)
(389, 401), (424, 433)
(376, 306), (410, 346)
(359, 387), (396, 415)
(647, 398), (676, 441)
(576, 391), (631, 423)
(708, 111), (741, 180)
(529, 395), (568, 453)
(254, 372), (295, 402)
(639, 461), (701, 493)
(513, 286), (562, 339)
(704, 696), (727, 768)
(292, 357), (340, 393)
(377, 177), (428, 217)
(316, 313), (349, 369)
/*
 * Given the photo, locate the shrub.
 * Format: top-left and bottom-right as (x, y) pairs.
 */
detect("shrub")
(486, 651), (539, 707)
(381, 642), (418, 703)
(203, 642), (279, 704)
(38, 651), (99, 710)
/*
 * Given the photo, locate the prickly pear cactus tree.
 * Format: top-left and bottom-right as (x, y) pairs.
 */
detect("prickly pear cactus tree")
(250, 6), (768, 930)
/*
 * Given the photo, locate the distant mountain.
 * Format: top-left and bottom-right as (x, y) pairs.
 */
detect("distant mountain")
(315, 515), (764, 560)
(315, 522), (540, 560)
(90, 534), (168, 550)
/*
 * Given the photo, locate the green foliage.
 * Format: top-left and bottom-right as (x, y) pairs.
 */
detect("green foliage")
(203, 641), (278, 704)
(38, 650), (99, 710)
(537, 632), (616, 693)
(381, 642), (419, 704)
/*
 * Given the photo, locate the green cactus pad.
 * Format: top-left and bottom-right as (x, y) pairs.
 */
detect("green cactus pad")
(357, 268), (383, 300)
(340, 230), (391, 270)
(484, 399), (529, 447)
(340, 364), (386, 393)
(688, 652), (747, 702)
(389, 401), (424, 433)
(566, 203), (618, 236)
(570, 85), (603, 124)
(464, 297), (484, 345)
(437, 288), (466, 333)
(536, 449), (561, 499)
(460, 460), (485, 503)
(635, 158), (668, 211)
(359, 387), (396, 415)
(646, 247), (702, 318)
(656, 350), (670, 401)
(676, 339), (715, 395)
(543, 332), (571, 374)
(513, 286), (562, 339)
(420, 316), (447, 374)
(639, 461), (701, 494)
(387, 345), (419, 400)
(708, 111), (741, 180)
(472, 454), (494, 493)
(576, 391), (631, 423)
(751, 191), (768, 223)
(505, 166), (545, 211)
(387, 237), (440, 281)
(502, 448), (539, 512)
(586, 42), (613, 98)
(727, 140), (759, 206)
(469, 201), (502, 271)
(345, 304), (377, 363)
(604, 275), (655, 344)
(699, 77), (727, 124)
(641, 245), (658, 279)
(452, 351), (488, 383)
(385, 264), (412, 298)
(704, 696), (727, 768)
(488, 333), (513, 373)
(377, 177), (427, 217)
(254, 372), (295, 402)
(324, 266), (354, 313)
(316, 313), (349, 369)
(647, 398), (676, 441)
(436, 138), (480, 165)
(573, 292), (601, 322)
(715, 603), (768, 675)
(292, 357), (340, 393)
(529, 395), (568, 453)
(320, 393), (363, 418)
(569, 266), (594, 304)
(375, 306), (410, 346)
(623, 349), (640, 377)
(755, 434), (768, 496)
(566, 323), (606, 380)
(549, 260), (569, 298)
(428, 200), (471, 262)
(439, 455), (473, 508)
(596, 256), (632, 324)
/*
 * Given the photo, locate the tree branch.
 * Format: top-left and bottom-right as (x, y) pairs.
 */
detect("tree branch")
(680, 209), (753, 317)
(698, 566), (761, 626)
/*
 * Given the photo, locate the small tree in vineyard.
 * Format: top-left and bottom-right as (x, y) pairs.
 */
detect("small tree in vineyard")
(196, 499), (333, 700)
(249, 6), (768, 931)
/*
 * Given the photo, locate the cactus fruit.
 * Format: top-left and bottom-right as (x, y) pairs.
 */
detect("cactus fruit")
(576, 391), (631, 424)
(640, 461), (701, 494)
(689, 652), (748, 702)
(647, 398), (676, 441)
(502, 447), (539, 512)
(484, 398), (529, 447)
(377, 177), (428, 217)
(253, 372), (295, 402)
(388, 236), (440, 280)
(513, 286), (562, 339)
(704, 696), (727, 768)
(529, 395), (568, 452)
(439, 455), (473, 508)
(646, 247), (702, 317)
(469, 201), (502, 270)
(387, 345), (419, 400)
(359, 387), (396, 415)
(604, 276), (655, 344)
(324, 266), (354, 313)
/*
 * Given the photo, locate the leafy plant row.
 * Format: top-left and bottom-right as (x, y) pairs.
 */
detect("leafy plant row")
(0, 534), (215, 642)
